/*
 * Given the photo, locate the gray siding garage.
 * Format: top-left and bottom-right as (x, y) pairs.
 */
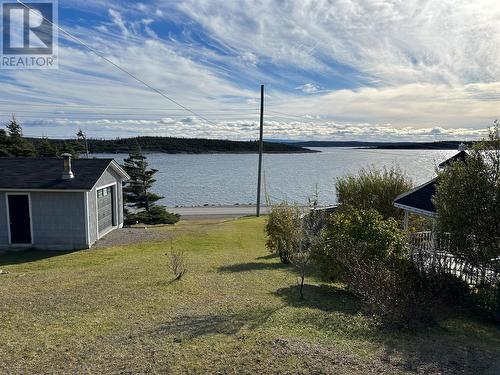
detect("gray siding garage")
(0, 156), (129, 251)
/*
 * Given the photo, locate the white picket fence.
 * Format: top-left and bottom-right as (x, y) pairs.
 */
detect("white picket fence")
(408, 231), (499, 288)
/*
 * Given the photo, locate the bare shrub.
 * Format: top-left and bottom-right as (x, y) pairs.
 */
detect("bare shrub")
(167, 242), (188, 280)
(290, 196), (325, 299)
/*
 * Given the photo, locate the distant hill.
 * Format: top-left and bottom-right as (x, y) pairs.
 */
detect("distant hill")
(29, 136), (319, 154)
(290, 140), (470, 150)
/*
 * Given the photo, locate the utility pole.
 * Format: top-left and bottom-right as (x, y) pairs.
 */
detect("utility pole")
(256, 84), (264, 217)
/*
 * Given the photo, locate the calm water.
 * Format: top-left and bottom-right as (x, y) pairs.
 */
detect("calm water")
(96, 148), (456, 207)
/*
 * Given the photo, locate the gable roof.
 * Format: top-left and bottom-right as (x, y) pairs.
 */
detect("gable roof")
(0, 158), (128, 191)
(393, 179), (437, 217)
(438, 150), (468, 169)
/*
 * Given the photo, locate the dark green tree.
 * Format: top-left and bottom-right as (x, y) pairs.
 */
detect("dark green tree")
(434, 123), (500, 266)
(59, 141), (78, 157)
(123, 144), (163, 211)
(0, 129), (10, 157)
(38, 137), (57, 157)
(5, 116), (36, 157)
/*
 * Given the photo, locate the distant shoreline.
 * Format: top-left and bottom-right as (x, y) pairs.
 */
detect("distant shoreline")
(28, 136), (319, 154)
(290, 140), (469, 150)
(91, 149), (319, 155)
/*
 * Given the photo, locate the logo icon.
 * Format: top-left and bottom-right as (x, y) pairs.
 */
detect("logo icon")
(1, 1), (58, 69)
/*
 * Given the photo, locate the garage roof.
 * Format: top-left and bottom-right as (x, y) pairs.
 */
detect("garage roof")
(0, 158), (128, 190)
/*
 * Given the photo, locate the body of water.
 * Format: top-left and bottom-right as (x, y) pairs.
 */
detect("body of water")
(96, 148), (457, 207)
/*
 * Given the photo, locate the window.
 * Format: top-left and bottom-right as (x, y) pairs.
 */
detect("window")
(97, 186), (112, 198)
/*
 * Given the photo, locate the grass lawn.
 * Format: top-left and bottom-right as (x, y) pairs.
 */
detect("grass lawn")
(1, 217), (499, 374)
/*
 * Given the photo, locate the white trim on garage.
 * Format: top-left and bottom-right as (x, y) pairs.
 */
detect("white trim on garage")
(90, 161), (130, 192)
(84, 191), (90, 248)
(95, 182), (118, 240)
(5, 192), (34, 246)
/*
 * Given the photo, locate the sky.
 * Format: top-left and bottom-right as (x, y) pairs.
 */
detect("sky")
(1, 0), (500, 141)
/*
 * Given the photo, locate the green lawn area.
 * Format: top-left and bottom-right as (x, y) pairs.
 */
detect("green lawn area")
(1, 217), (499, 374)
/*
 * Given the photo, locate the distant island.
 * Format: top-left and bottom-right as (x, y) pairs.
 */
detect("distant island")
(29, 136), (319, 154)
(290, 140), (469, 150)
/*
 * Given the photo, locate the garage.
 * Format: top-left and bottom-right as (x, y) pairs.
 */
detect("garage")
(97, 185), (115, 235)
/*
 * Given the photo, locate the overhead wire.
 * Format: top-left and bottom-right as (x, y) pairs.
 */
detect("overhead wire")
(15, 0), (230, 126)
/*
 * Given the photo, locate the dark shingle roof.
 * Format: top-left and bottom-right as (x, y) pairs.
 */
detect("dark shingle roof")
(393, 179), (437, 214)
(0, 158), (115, 190)
(438, 150), (468, 169)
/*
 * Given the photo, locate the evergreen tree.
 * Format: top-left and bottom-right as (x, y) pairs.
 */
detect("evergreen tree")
(123, 144), (163, 211)
(38, 137), (57, 157)
(6, 115), (22, 139)
(0, 129), (10, 157)
(5, 116), (36, 157)
(59, 141), (78, 156)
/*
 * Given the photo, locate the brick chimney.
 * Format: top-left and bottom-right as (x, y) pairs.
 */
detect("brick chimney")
(61, 153), (74, 180)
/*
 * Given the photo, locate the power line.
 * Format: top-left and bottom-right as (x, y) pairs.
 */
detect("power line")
(15, 0), (228, 126)
(0, 101), (260, 112)
(0, 111), (260, 119)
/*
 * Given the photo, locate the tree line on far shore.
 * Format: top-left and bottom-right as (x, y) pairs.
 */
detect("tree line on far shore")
(0, 116), (314, 157)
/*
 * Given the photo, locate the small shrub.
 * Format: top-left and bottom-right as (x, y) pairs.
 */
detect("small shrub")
(167, 242), (188, 281)
(126, 205), (180, 225)
(265, 203), (302, 264)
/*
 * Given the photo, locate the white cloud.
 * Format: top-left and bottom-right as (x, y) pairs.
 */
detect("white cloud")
(108, 9), (129, 37)
(296, 83), (320, 94)
(2, 0), (500, 141)
(20, 117), (487, 142)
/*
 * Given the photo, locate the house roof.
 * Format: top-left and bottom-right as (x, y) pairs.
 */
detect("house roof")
(393, 151), (470, 217)
(393, 179), (437, 217)
(0, 158), (128, 191)
(438, 150), (468, 169)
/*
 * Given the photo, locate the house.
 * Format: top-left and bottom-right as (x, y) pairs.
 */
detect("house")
(0, 154), (130, 251)
(393, 148), (468, 229)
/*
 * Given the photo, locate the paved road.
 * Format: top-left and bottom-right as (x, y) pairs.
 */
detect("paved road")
(168, 205), (269, 219)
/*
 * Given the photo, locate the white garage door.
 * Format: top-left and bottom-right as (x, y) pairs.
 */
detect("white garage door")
(97, 186), (114, 234)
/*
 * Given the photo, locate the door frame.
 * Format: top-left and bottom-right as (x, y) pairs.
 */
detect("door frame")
(95, 182), (118, 240)
(5, 192), (34, 246)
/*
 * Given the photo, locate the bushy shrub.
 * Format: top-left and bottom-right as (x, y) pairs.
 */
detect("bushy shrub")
(315, 207), (467, 326)
(265, 203), (302, 264)
(314, 207), (407, 281)
(335, 166), (412, 219)
(125, 205), (180, 225)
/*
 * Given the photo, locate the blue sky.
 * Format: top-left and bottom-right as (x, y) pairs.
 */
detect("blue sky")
(1, 0), (499, 141)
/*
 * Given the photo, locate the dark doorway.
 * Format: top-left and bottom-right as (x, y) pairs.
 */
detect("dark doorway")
(8, 194), (32, 244)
